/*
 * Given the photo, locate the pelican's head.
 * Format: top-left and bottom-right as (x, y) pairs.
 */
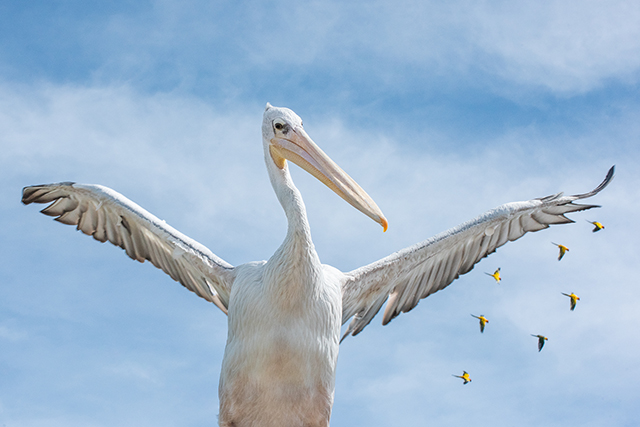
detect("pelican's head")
(262, 103), (388, 232)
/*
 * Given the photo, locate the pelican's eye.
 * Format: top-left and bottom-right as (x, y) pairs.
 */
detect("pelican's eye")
(274, 121), (285, 131)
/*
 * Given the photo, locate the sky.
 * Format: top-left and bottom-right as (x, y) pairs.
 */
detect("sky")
(1, 1), (639, 426)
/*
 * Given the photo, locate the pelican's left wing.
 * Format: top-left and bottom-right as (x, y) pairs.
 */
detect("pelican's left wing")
(22, 182), (235, 313)
(340, 167), (614, 341)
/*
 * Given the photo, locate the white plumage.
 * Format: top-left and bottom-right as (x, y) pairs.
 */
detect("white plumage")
(22, 104), (614, 426)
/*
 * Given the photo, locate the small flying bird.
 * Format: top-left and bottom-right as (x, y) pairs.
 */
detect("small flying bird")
(552, 242), (569, 261)
(486, 268), (501, 283)
(452, 371), (471, 384)
(531, 334), (548, 352)
(587, 220), (604, 232)
(562, 292), (580, 311)
(471, 314), (489, 333)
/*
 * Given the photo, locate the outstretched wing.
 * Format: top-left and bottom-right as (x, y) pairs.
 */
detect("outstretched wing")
(341, 166), (614, 341)
(22, 182), (236, 313)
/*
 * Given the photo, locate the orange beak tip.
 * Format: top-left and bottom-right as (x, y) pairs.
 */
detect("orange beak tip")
(381, 217), (389, 232)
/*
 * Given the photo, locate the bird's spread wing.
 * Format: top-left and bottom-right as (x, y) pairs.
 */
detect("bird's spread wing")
(22, 182), (235, 313)
(340, 167), (614, 341)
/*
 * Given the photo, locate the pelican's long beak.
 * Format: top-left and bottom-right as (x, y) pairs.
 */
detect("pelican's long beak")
(270, 127), (388, 231)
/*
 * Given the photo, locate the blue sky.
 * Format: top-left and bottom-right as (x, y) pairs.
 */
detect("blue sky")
(1, 1), (639, 426)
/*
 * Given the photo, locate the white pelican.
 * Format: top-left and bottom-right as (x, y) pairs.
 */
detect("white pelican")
(22, 104), (614, 426)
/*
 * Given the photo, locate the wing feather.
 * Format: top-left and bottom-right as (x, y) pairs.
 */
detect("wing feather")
(22, 182), (235, 313)
(341, 167), (614, 341)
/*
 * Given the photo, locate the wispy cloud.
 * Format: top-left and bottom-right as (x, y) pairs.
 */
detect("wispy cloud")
(1, 1), (639, 425)
(0, 322), (28, 341)
(6, 1), (639, 102)
(4, 81), (637, 426)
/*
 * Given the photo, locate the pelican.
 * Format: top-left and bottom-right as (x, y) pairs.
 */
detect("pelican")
(22, 104), (614, 426)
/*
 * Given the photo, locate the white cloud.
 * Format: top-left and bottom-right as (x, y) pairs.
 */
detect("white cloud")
(37, 0), (640, 99)
(0, 322), (27, 341)
(2, 2), (639, 425)
(1, 81), (639, 426)
(468, 1), (640, 93)
(219, 0), (640, 94)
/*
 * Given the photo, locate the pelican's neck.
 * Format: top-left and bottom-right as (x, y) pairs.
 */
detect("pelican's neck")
(263, 148), (323, 303)
(265, 152), (313, 245)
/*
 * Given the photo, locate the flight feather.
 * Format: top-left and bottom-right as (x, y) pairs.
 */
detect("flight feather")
(22, 182), (235, 313)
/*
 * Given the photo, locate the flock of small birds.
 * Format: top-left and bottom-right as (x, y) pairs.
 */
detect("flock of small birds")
(453, 219), (605, 385)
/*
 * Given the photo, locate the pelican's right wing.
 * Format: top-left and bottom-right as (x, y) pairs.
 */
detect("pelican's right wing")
(22, 182), (236, 313)
(340, 167), (614, 341)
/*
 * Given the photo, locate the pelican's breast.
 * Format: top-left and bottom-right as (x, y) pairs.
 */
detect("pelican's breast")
(218, 262), (342, 427)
